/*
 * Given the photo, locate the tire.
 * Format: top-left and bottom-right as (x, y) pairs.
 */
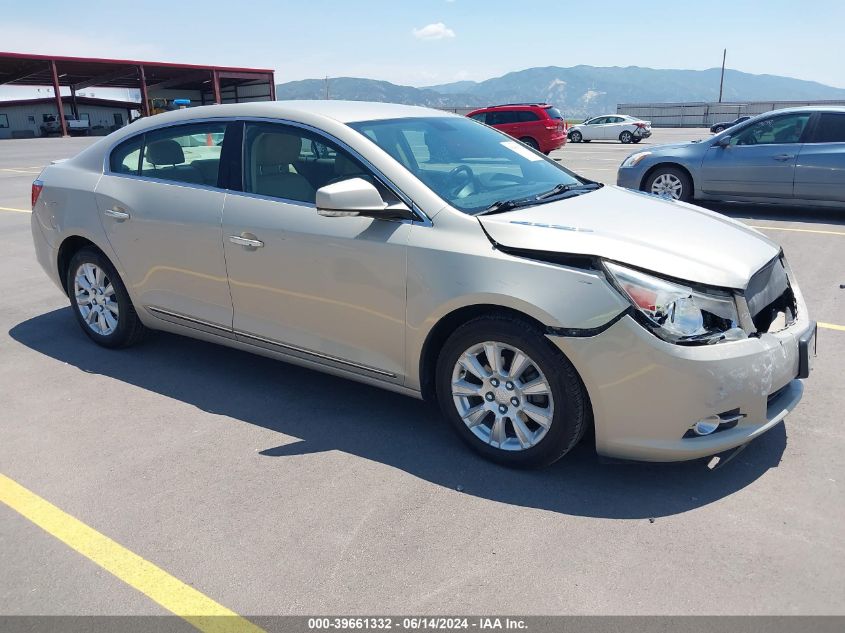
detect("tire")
(619, 130), (633, 144)
(569, 130), (582, 143)
(643, 165), (693, 203)
(519, 137), (539, 151)
(435, 314), (589, 468)
(67, 247), (146, 348)
(713, 126), (725, 133)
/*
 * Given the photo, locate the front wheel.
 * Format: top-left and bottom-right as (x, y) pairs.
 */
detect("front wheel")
(643, 166), (693, 202)
(67, 248), (146, 348)
(713, 126), (725, 133)
(619, 130), (633, 144)
(435, 315), (589, 468)
(569, 130), (582, 143)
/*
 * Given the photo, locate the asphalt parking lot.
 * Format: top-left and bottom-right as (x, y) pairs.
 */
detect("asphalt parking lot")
(1, 129), (844, 622)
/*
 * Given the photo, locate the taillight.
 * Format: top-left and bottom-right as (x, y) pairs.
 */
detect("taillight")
(32, 179), (44, 209)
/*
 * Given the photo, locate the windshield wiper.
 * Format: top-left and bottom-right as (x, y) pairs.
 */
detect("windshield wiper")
(476, 197), (535, 216)
(536, 182), (602, 200)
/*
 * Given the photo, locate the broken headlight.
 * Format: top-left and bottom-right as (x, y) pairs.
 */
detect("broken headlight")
(604, 262), (744, 344)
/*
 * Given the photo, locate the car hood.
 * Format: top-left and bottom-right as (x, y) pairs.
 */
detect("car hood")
(477, 186), (780, 289)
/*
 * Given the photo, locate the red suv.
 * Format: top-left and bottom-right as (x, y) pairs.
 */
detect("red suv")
(467, 103), (567, 154)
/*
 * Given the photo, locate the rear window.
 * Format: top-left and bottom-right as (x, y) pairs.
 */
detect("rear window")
(544, 107), (563, 120)
(812, 113), (845, 143)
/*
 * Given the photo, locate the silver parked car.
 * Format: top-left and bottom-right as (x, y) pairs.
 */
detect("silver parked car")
(31, 101), (815, 467)
(568, 115), (652, 144)
(617, 106), (845, 206)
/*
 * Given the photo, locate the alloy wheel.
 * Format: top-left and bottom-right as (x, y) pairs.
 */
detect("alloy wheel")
(74, 263), (119, 335)
(650, 173), (683, 200)
(450, 341), (555, 451)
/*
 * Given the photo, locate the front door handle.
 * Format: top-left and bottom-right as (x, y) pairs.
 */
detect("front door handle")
(229, 235), (264, 248)
(104, 207), (130, 220)
(773, 154), (794, 161)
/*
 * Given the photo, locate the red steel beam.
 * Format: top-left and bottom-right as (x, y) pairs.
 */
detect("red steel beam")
(49, 59), (68, 137)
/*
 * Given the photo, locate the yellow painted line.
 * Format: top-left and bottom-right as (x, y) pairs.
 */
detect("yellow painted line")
(819, 322), (845, 332)
(0, 206), (30, 213)
(0, 473), (265, 633)
(750, 225), (845, 237)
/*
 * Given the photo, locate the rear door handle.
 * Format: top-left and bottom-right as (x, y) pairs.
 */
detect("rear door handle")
(104, 207), (130, 220)
(228, 235), (264, 248)
(773, 154), (794, 161)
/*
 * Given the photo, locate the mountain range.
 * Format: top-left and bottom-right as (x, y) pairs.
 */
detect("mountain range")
(276, 66), (845, 117)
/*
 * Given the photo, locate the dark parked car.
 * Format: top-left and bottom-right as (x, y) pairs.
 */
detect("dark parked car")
(467, 103), (567, 154)
(617, 107), (845, 207)
(710, 116), (751, 133)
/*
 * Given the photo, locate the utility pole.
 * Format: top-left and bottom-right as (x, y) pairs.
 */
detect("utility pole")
(325, 76), (329, 100)
(718, 48), (726, 103)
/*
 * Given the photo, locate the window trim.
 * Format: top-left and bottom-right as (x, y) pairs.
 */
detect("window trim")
(102, 116), (429, 224)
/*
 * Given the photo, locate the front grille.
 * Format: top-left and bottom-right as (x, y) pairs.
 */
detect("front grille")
(745, 257), (796, 333)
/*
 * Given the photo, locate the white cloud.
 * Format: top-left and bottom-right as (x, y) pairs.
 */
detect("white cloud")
(412, 22), (456, 41)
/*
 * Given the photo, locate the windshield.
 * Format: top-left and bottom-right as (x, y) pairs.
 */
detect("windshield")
(348, 116), (583, 214)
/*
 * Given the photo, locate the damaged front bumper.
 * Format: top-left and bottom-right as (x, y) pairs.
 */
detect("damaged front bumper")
(548, 307), (814, 462)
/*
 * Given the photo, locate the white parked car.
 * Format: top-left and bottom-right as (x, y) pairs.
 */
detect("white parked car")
(568, 115), (652, 144)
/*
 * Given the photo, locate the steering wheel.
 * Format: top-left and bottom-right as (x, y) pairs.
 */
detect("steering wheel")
(446, 165), (476, 198)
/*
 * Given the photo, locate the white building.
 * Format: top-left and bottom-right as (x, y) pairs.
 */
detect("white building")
(0, 96), (138, 139)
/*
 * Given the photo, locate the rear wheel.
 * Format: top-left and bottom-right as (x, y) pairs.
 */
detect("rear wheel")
(569, 130), (582, 143)
(436, 315), (589, 468)
(713, 125), (725, 133)
(619, 130), (634, 144)
(519, 137), (539, 151)
(644, 166), (693, 202)
(67, 248), (146, 348)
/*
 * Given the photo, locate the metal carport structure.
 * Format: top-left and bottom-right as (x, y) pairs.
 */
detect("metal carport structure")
(0, 51), (276, 137)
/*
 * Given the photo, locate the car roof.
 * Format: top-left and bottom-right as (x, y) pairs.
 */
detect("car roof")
(120, 100), (456, 133)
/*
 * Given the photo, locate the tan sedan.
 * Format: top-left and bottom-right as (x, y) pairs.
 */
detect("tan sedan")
(30, 101), (815, 467)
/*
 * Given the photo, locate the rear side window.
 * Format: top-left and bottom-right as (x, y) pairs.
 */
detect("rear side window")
(141, 123), (228, 186)
(488, 110), (519, 125)
(517, 111), (540, 122)
(109, 135), (143, 175)
(812, 113), (845, 143)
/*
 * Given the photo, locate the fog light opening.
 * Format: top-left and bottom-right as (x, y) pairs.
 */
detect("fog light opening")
(691, 415), (721, 436)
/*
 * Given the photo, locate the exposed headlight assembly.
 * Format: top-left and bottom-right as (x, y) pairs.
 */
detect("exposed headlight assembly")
(604, 262), (745, 344)
(620, 151), (652, 168)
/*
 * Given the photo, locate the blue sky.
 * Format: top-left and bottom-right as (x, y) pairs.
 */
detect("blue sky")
(2, 0), (843, 89)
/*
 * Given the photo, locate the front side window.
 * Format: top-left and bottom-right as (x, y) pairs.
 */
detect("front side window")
(349, 116), (584, 214)
(587, 117), (605, 125)
(243, 123), (386, 205)
(731, 113), (811, 146)
(811, 113), (845, 143)
(0, 114), (8, 129)
(140, 122), (228, 186)
(469, 112), (487, 123)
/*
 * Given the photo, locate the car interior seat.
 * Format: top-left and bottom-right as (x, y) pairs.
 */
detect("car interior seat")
(253, 133), (316, 202)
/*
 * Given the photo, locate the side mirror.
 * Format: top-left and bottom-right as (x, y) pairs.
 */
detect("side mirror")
(714, 135), (731, 148)
(316, 178), (415, 221)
